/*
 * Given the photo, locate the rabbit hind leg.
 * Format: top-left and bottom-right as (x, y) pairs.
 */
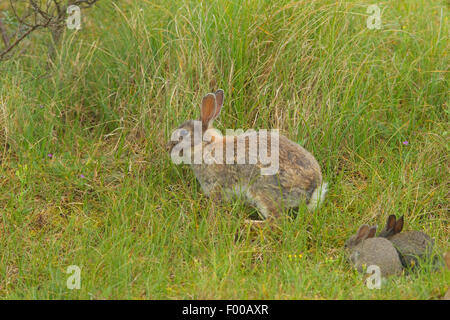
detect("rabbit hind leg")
(245, 187), (281, 220)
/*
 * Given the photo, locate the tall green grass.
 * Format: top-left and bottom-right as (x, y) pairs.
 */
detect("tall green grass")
(0, 0), (448, 299)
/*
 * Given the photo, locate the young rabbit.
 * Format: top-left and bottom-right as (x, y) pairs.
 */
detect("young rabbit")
(345, 224), (403, 277)
(167, 89), (327, 219)
(378, 215), (435, 269)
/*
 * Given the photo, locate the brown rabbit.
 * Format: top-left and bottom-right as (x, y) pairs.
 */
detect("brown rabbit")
(378, 215), (435, 269)
(345, 224), (403, 277)
(168, 90), (327, 219)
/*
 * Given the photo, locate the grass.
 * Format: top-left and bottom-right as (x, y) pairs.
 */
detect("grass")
(0, 0), (448, 299)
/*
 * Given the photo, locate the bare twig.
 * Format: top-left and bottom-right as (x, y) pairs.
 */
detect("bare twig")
(0, 24), (43, 60)
(0, 17), (9, 48)
(72, 0), (98, 9)
(0, 0), (99, 60)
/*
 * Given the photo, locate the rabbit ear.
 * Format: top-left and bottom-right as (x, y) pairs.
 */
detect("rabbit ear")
(367, 226), (377, 238)
(213, 89), (224, 119)
(201, 93), (217, 130)
(356, 224), (370, 242)
(385, 215), (396, 231)
(394, 216), (404, 234)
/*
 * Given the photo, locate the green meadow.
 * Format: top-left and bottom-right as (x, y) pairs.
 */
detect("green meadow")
(0, 0), (448, 299)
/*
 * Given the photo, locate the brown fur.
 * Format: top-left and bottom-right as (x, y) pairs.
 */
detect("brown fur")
(345, 225), (403, 277)
(191, 131), (323, 218)
(168, 90), (326, 219)
(378, 215), (435, 268)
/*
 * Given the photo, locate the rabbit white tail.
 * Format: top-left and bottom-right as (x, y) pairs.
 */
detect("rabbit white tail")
(307, 182), (328, 211)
